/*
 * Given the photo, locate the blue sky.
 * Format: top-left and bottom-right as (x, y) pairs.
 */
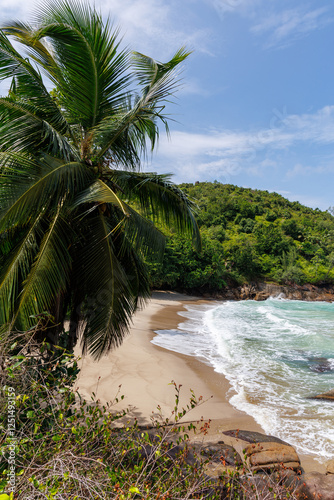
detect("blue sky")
(1, 0), (334, 210)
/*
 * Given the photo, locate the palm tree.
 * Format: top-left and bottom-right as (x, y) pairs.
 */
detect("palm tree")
(0, 1), (200, 358)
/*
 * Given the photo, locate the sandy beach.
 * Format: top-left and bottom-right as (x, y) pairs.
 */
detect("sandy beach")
(74, 291), (326, 473)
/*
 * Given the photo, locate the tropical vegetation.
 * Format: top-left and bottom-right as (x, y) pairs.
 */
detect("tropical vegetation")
(0, 1), (200, 358)
(147, 182), (334, 292)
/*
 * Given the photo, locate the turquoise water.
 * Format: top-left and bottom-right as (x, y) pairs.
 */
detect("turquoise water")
(152, 298), (334, 462)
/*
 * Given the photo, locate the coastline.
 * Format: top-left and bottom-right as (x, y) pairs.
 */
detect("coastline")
(74, 291), (326, 474)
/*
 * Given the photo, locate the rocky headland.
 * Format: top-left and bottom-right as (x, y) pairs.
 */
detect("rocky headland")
(205, 282), (334, 302)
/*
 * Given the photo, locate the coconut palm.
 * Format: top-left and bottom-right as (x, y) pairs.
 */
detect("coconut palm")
(0, 1), (200, 358)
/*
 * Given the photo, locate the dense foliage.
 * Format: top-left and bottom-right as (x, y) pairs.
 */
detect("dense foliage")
(147, 182), (334, 292)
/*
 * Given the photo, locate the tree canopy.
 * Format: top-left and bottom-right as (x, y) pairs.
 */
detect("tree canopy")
(147, 182), (334, 292)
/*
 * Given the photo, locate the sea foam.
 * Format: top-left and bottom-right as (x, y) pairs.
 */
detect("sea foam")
(152, 298), (334, 462)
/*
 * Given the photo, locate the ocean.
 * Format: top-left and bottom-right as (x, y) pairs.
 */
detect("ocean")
(152, 298), (334, 462)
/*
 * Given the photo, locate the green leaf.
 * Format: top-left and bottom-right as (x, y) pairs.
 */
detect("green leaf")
(52, 435), (62, 442)
(129, 487), (140, 495)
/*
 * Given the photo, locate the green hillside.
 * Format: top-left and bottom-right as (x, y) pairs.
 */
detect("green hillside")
(147, 182), (334, 293)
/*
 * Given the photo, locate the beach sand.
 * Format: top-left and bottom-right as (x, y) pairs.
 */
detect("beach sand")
(74, 291), (326, 474)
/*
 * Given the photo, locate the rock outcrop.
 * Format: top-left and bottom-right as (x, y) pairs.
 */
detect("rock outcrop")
(310, 389), (334, 401)
(138, 427), (332, 499)
(212, 282), (334, 302)
(245, 442), (300, 471)
(295, 472), (334, 500)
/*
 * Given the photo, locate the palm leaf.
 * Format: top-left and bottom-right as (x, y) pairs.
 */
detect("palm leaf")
(72, 178), (128, 215)
(11, 206), (72, 331)
(104, 170), (201, 250)
(0, 31), (75, 156)
(0, 214), (43, 325)
(74, 212), (137, 359)
(12, 0), (132, 129)
(95, 49), (190, 160)
(0, 155), (93, 231)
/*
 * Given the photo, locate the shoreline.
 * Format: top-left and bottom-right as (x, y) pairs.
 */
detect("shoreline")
(74, 291), (326, 474)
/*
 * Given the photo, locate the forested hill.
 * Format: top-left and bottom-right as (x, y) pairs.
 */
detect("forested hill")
(147, 182), (334, 293)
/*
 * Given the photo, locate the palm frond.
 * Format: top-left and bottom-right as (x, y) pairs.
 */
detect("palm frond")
(132, 47), (190, 92)
(95, 49), (190, 161)
(118, 203), (166, 259)
(0, 214), (43, 325)
(104, 170), (201, 250)
(74, 212), (139, 359)
(11, 206), (72, 331)
(0, 154), (93, 231)
(14, 0), (132, 129)
(72, 179), (129, 215)
(0, 31), (75, 156)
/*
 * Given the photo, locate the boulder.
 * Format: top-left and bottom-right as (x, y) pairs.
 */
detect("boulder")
(309, 358), (334, 373)
(244, 442), (301, 472)
(295, 472), (334, 500)
(222, 429), (288, 445)
(190, 442), (241, 467)
(310, 389), (334, 401)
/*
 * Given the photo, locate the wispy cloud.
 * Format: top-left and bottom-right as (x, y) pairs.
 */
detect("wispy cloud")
(286, 162), (334, 178)
(206, 1), (334, 49)
(206, 0), (262, 18)
(0, 0), (210, 96)
(98, 0), (212, 59)
(0, 0), (212, 58)
(251, 6), (333, 49)
(149, 105), (334, 183)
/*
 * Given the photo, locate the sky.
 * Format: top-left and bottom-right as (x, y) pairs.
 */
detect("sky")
(1, 0), (334, 210)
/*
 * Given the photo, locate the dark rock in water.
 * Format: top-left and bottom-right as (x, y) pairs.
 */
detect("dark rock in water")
(308, 357), (333, 373)
(295, 472), (334, 500)
(309, 389), (334, 401)
(222, 429), (288, 445)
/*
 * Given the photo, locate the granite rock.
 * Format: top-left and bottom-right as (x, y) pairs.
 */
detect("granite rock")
(222, 429), (288, 445)
(245, 442), (300, 469)
(295, 472), (334, 500)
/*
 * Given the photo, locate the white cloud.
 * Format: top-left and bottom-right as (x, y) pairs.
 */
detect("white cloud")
(100, 0), (211, 58)
(0, 0), (210, 96)
(0, 0), (35, 21)
(251, 6), (333, 49)
(0, 0), (211, 59)
(149, 105), (334, 182)
(206, 0), (262, 17)
(286, 161), (334, 178)
(206, 1), (334, 49)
